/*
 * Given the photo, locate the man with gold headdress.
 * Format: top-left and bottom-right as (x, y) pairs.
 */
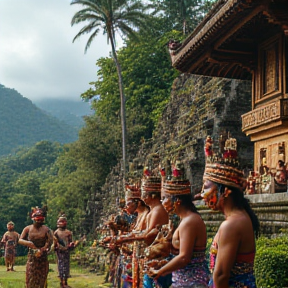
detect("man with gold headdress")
(116, 182), (150, 288)
(0, 221), (20, 272)
(127, 154), (171, 288)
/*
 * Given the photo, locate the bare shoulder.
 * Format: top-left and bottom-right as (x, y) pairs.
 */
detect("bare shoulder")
(42, 225), (52, 233)
(20, 225), (31, 238)
(218, 216), (244, 239)
(23, 225), (31, 233)
(181, 213), (206, 233)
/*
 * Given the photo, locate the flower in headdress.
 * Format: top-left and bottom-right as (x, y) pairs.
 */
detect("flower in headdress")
(205, 136), (213, 157)
(143, 167), (152, 176)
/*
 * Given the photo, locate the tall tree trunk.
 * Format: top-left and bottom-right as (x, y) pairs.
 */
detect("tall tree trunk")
(109, 34), (127, 188)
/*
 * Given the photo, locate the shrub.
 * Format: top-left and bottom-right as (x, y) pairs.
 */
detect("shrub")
(255, 235), (288, 288)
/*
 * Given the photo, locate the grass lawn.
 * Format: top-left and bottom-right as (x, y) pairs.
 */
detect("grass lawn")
(0, 263), (109, 288)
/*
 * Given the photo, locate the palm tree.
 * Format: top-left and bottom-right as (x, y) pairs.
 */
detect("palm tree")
(71, 0), (150, 179)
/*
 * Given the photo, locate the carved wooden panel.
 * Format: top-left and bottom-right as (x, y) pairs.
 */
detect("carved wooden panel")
(255, 34), (283, 104)
(242, 99), (288, 131)
(264, 44), (278, 95)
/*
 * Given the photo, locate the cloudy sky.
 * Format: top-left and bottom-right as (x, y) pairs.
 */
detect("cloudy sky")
(0, 0), (113, 103)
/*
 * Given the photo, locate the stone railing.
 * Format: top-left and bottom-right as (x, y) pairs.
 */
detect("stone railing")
(198, 192), (288, 238)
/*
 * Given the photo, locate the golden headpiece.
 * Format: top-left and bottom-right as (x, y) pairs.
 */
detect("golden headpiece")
(162, 160), (191, 195)
(203, 134), (246, 191)
(125, 182), (141, 200)
(141, 153), (161, 194)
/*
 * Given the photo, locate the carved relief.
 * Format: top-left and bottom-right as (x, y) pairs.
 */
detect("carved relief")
(242, 101), (280, 130)
(242, 99), (288, 131)
(256, 34), (282, 102)
(264, 44), (278, 95)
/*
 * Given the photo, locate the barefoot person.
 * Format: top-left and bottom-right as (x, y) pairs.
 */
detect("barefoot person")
(19, 206), (54, 288)
(201, 135), (259, 288)
(149, 160), (209, 288)
(0, 221), (20, 271)
(54, 213), (77, 288)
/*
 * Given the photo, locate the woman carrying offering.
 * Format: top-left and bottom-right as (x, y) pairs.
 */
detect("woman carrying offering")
(149, 160), (209, 288)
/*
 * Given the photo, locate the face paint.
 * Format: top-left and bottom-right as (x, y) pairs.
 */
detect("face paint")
(161, 194), (176, 214)
(201, 180), (221, 210)
(57, 219), (67, 228)
(33, 216), (45, 223)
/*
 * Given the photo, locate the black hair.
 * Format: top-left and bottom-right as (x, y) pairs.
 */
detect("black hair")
(148, 191), (161, 199)
(131, 198), (149, 209)
(217, 183), (260, 238)
(171, 193), (199, 214)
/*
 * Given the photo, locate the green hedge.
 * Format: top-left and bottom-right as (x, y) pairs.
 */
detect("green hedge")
(255, 235), (288, 288)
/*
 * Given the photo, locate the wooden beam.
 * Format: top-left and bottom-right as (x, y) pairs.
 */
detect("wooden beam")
(210, 51), (255, 64)
(223, 63), (237, 78)
(214, 5), (266, 50)
(187, 51), (211, 73)
(216, 48), (253, 55)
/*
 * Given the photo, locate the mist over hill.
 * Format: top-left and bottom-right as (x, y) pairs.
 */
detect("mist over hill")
(0, 84), (79, 156)
(34, 98), (93, 129)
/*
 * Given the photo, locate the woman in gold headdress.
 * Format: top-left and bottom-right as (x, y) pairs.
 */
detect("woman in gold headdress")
(201, 135), (259, 288)
(149, 160), (209, 288)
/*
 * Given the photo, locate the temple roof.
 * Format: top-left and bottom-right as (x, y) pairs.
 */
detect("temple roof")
(170, 0), (288, 80)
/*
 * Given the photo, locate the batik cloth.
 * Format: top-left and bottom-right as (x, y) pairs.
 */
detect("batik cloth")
(56, 249), (70, 280)
(4, 241), (16, 258)
(209, 250), (256, 288)
(26, 249), (49, 288)
(171, 250), (210, 288)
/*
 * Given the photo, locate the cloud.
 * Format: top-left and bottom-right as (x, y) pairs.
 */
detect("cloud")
(0, 0), (111, 102)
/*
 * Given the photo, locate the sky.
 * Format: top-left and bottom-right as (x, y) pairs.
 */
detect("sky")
(0, 0), (113, 103)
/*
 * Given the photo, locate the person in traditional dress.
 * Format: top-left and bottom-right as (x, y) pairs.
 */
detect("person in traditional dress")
(149, 160), (210, 288)
(19, 206), (54, 288)
(116, 182), (150, 288)
(0, 221), (20, 271)
(200, 135), (259, 288)
(54, 214), (77, 288)
(136, 154), (171, 288)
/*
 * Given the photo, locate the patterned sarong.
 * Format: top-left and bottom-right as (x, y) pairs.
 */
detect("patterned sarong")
(172, 250), (209, 288)
(56, 249), (70, 280)
(26, 250), (49, 288)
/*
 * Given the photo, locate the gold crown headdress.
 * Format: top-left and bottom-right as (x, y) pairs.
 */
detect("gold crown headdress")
(203, 133), (246, 191)
(125, 182), (141, 200)
(162, 159), (191, 195)
(141, 153), (161, 194)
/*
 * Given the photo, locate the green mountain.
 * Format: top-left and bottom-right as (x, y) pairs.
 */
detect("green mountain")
(0, 84), (78, 156)
(34, 99), (93, 129)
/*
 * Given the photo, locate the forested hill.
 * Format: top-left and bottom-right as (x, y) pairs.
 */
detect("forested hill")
(0, 84), (78, 156)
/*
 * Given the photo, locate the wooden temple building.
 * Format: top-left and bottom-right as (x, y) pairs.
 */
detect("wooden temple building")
(170, 0), (288, 195)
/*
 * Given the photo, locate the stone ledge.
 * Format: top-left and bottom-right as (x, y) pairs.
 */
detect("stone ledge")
(246, 192), (288, 203)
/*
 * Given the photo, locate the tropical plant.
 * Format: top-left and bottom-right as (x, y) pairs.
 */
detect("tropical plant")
(151, 0), (215, 34)
(71, 0), (152, 177)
